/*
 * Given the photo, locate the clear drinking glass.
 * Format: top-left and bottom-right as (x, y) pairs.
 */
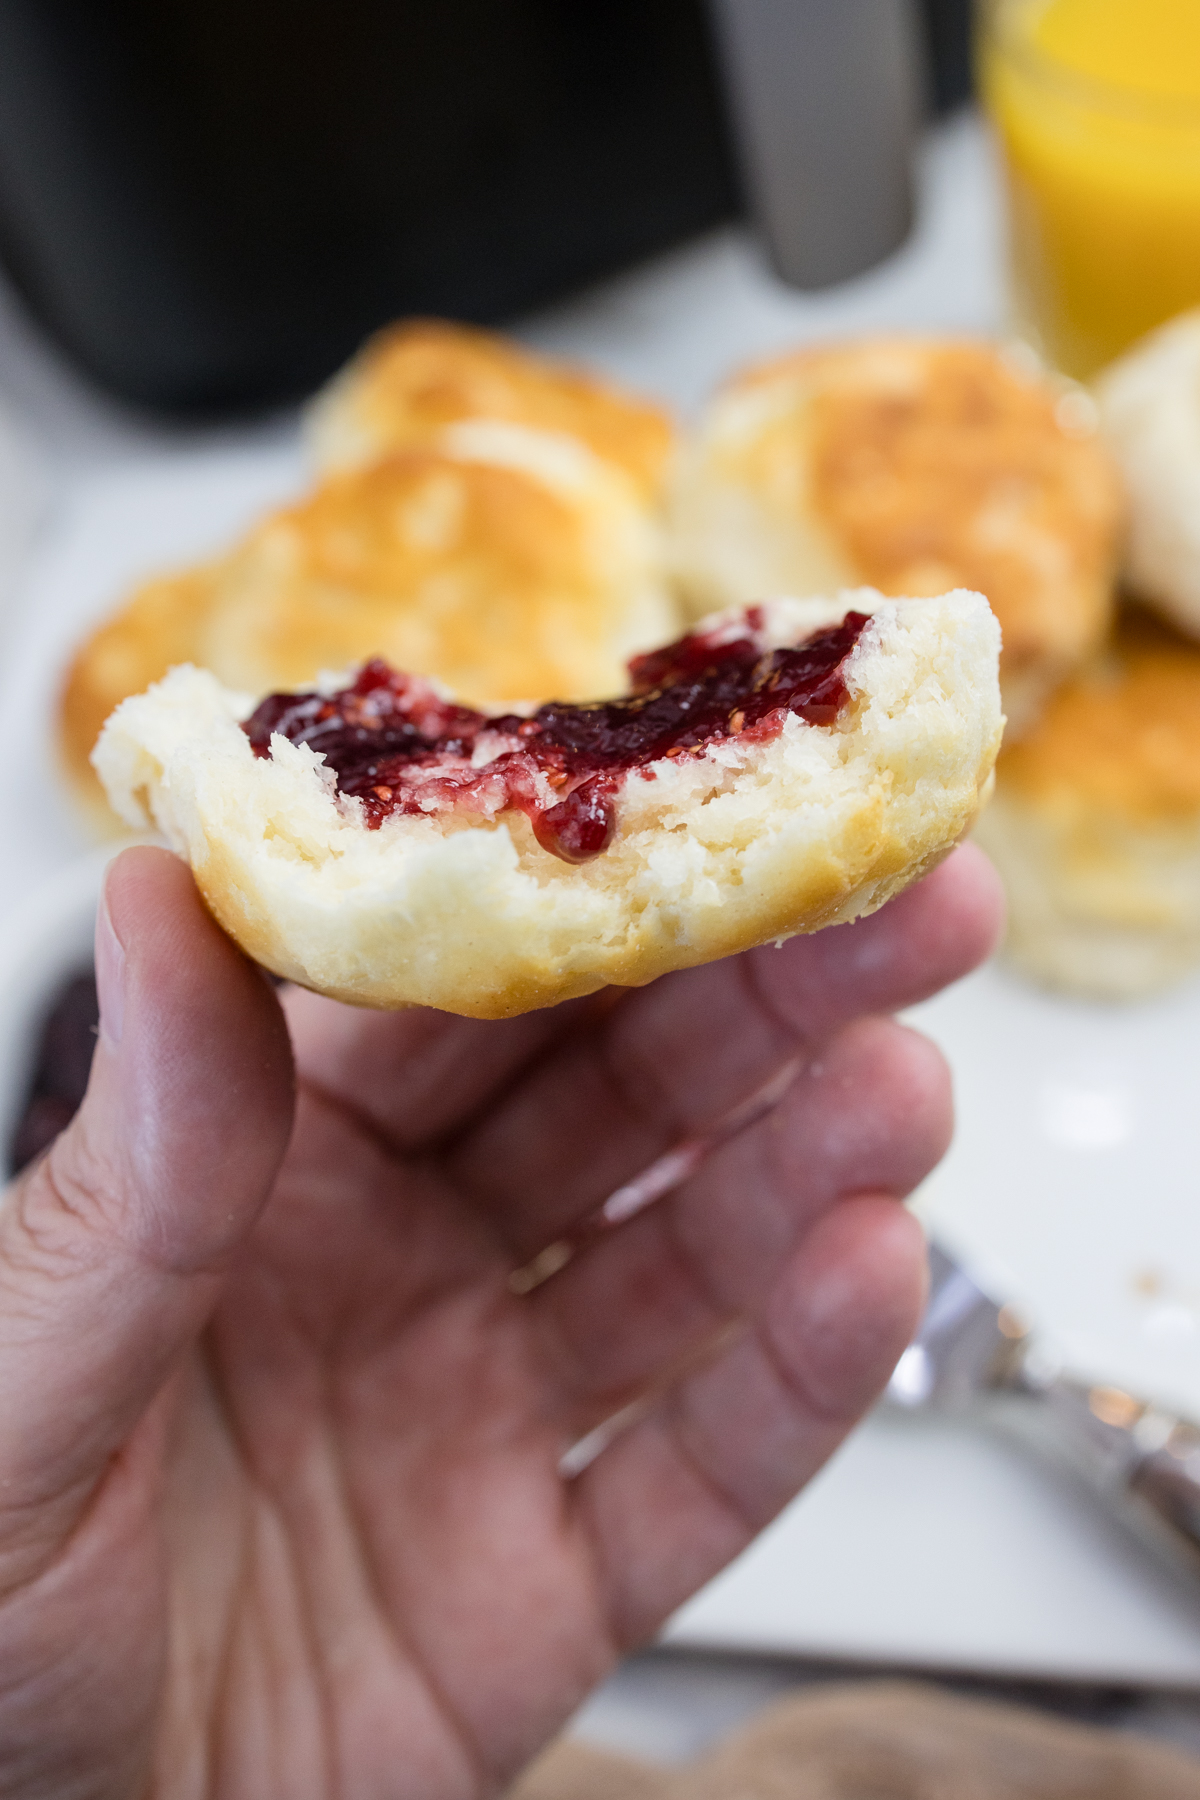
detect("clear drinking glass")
(979, 0), (1200, 378)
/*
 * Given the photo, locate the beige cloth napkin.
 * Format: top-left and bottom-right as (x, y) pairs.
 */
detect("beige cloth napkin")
(511, 1680), (1200, 1799)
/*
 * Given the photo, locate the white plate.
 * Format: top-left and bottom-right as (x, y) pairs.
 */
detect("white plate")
(915, 963), (1200, 1421)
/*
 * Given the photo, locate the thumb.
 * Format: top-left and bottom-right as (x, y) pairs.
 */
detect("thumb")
(0, 846), (293, 1574)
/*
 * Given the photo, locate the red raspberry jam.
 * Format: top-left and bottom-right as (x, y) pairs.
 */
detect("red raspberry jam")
(243, 608), (869, 863)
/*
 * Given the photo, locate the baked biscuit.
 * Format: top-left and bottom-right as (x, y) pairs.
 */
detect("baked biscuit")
(197, 426), (675, 704)
(94, 590), (1002, 1019)
(307, 318), (676, 505)
(975, 610), (1200, 999)
(60, 425), (677, 819)
(671, 337), (1124, 734)
(1095, 309), (1200, 640)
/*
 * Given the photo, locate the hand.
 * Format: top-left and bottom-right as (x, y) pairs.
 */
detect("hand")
(0, 844), (1001, 1798)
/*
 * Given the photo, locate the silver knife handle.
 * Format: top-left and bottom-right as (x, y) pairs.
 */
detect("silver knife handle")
(1131, 1430), (1200, 1562)
(993, 1354), (1200, 1576)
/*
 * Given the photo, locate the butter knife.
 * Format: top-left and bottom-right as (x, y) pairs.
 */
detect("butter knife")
(886, 1242), (1200, 1579)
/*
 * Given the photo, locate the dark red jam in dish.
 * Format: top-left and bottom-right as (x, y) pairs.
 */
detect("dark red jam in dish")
(8, 971), (98, 1176)
(243, 609), (869, 863)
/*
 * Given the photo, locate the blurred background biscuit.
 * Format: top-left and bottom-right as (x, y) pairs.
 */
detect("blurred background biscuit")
(197, 432), (675, 706)
(974, 608), (1200, 1000)
(1096, 309), (1200, 641)
(671, 337), (1125, 734)
(307, 318), (677, 506)
(59, 566), (219, 828)
(58, 326), (679, 827)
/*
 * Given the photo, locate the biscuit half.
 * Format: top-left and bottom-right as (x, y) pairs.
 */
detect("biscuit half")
(671, 337), (1124, 735)
(94, 590), (1002, 1019)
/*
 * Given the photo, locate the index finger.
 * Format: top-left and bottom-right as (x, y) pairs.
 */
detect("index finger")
(446, 843), (1001, 1244)
(283, 843), (999, 1184)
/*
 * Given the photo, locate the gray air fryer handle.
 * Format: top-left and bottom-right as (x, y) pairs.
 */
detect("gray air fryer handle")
(707, 0), (924, 288)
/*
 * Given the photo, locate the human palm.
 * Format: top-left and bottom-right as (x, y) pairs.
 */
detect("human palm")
(0, 846), (1000, 1798)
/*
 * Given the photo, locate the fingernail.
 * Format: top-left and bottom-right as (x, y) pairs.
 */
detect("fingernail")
(96, 878), (127, 1046)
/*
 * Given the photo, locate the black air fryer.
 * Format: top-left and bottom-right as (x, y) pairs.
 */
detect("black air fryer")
(0, 0), (971, 415)
(0, 0), (739, 411)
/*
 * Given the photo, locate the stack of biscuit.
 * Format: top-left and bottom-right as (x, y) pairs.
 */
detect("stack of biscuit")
(668, 327), (1200, 1002)
(63, 311), (1200, 1002)
(60, 321), (679, 825)
(974, 608), (1200, 999)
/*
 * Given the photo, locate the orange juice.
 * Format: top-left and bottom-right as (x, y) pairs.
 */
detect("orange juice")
(981, 0), (1200, 378)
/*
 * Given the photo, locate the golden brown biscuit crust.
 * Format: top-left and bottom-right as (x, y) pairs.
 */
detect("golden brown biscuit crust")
(198, 447), (673, 706)
(308, 318), (676, 502)
(675, 338), (1125, 731)
(999, 610), (1200, 825)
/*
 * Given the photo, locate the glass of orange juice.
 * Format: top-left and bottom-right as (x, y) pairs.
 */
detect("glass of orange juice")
(979, 0), (1200, 379)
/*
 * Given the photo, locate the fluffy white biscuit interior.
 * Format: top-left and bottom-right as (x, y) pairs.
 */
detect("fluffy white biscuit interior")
(94, 589), (1001, 1016)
